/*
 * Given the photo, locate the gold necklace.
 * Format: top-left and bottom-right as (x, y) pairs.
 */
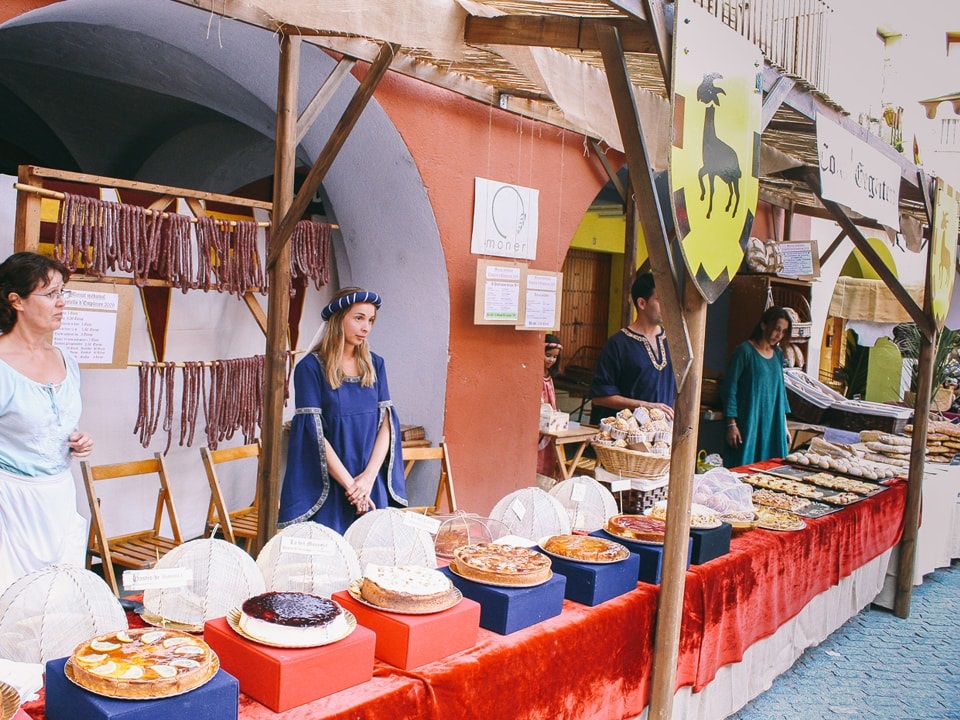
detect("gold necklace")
(622, 327), (668, 371)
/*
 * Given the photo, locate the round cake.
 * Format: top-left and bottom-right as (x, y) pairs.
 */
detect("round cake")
(541, 534), (630, 563)
(358, 564), (459, 612)
(68, 628), (217, 699)
(451, 543), (551, 586)
(605, 514), (667, 543)
(240, 592), (348, 646)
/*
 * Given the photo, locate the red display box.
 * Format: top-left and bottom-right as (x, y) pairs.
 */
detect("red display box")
(203, 616), (375, 713)
(332, 590), (481, 669)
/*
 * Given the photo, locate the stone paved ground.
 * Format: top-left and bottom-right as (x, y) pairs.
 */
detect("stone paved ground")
(727, 560), (960, 720)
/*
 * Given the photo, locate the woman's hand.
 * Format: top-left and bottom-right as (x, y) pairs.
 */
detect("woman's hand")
(346, 472), (376, 514)
(641, 401), (675, 421)
(67, 431), (94, 458)
(726, 423), (742, 449)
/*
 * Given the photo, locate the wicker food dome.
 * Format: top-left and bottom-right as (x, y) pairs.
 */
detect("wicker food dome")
(433, 512), (510, 559)
(344, 509), (437, 568)
(0, 564), (127, 664)
(489, 487), (571, 541)
(548, 477), (619, 532)
(257, 523), (361, 596)
(142, 538), (265, 626)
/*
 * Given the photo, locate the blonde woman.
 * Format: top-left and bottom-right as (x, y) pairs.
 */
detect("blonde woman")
(279, 287), (407, 532)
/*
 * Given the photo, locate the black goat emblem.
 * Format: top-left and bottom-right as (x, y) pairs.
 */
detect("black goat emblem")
(697, 73), (741, 219)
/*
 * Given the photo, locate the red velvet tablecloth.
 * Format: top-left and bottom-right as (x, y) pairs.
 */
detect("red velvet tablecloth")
(24, 472), (906, 720)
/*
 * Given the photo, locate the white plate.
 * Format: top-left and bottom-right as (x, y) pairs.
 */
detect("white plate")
(346, 580), (462, 614)
(0, 681), (19, 720)
(63, 654), (219, 700)
(447, 562), (553, 588)
(226, 606), (356, 648)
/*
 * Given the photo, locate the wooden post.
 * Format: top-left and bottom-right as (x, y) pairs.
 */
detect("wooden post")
(256, 34), (301, 554)
(621, 173), (638, 328)
(648, 276), (707, 720)
(14, 166), (42, 253)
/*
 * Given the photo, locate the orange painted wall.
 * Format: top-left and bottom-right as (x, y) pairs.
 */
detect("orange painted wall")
(369, 71), (615, 514)
(0, 0), (59, 24)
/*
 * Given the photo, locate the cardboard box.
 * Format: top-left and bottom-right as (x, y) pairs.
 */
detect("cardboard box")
(589, 531), (691, 585)
(539, 549), (640, 606)
(440, 567), (566, 635)
(331, 590), (481, 669)
(203, 616), (375, 713)
(44, 656), (239, 720)
(539, 408), (570, 433)
(690, 522), (732, 565)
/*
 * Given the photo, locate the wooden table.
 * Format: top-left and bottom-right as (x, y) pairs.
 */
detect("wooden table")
(540, 424), (598, 480)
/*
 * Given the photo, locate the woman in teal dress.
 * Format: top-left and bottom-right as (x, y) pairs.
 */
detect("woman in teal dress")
(722, 307), (792, 467)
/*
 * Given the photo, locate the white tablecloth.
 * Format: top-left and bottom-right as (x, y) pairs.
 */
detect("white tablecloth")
(873, 464), (960, 609)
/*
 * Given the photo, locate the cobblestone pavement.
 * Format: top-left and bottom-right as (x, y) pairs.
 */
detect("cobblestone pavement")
(727, 560), (960, 720)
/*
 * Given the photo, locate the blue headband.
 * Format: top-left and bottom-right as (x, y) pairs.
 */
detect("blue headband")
(321, 290), (382, 321)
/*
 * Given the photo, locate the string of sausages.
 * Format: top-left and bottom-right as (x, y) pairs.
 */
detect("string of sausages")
(134, 354), (294, 451)
(55, 193), (331, 295)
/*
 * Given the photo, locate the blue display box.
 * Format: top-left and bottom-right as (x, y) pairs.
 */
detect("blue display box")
(689, 522), (732, 565)
(589, 531), (691, 585)
(45, 656), (239, 720)
(538, 548), (640, 606)
(440, 566), (566, 635)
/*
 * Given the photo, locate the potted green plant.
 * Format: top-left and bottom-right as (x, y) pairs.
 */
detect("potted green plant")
(892, 323), (960, 409)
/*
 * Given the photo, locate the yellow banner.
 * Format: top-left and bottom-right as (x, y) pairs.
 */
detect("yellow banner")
(930, 178), (959, 328)
(670, 0), (763, 302)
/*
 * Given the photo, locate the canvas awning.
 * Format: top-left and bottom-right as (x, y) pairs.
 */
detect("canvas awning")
(828, 276), (925, 324)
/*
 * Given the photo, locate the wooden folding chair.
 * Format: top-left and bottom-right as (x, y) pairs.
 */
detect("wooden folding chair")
(402, 441), (458, 515)
(81, 453), (183, 596)
(201, 440), (261, 552)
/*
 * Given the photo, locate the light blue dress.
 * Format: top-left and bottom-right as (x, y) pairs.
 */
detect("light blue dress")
(721, 342), (791, 467)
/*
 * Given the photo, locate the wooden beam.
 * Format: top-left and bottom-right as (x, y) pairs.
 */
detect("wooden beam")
(761, 76), (796, 131)
(765, 119), (815, 134)
(797, 167), (933, 340)
(267, 41), (399, 271)
(621, 173), (638, 328)
(242, 292), (268, 336)
(601, 0), (649, 21)
(256, 33), (301, 554)
(24, 165), (272, 209)
(818, 229), (847, 266)
(917, 169), (934, 225)
(464, 15), (657, 53)
(588, 138), (626, 205)
(640, 0), (672, 87)
(297, 58), (356, 144)
(14, 165), (42, 253)
(594, 23), (691, 385)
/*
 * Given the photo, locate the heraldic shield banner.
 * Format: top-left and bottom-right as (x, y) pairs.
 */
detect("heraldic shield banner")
(930, 178), (959, 329)
(670, 0), (763, 303)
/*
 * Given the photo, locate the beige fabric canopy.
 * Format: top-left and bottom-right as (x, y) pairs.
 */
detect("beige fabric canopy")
(828, 276), (925, 324)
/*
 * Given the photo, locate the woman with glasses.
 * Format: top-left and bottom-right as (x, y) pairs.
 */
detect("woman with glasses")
(0, 251), (93, 592)
(279, 287), (406, 533)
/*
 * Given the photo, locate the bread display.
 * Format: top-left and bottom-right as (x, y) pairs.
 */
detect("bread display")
(604, 514), (667, 543)
(239, 592), (349, 646)
(67, 628), (218, 699)
(648, 500), (721, 529)
(451, 543), (552, 586)
(540, 534), (630, 563)
(755, 507), (806, 531)
(355, 564), (459, 612)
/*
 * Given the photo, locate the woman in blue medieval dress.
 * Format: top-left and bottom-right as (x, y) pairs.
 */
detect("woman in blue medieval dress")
(279, 287), (406, 533)
(722, 306), (792, 467)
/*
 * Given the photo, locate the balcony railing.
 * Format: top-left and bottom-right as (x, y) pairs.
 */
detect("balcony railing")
(689, 0), (833, 95)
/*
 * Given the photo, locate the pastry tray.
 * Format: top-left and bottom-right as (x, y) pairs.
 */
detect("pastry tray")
(346, 580), (463, 614)
(226, 606), (356, 648)
(536, 544), (630, 565)
(447, 563), (553, 588)
(752, 493), (837, 518)
(761, 465), (888, 495)
(600, 528), (664, 546)
(63, 654), (219, 700)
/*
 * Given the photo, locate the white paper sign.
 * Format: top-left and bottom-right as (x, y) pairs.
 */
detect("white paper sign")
(122, 567), (193, 591)
(483, 264), (522, 322)
(778, 242), (815, 277)
(570, 482), (587, 503)
(817, 114), (901, 228)
(509, 498), (527, 520)
(521, 272), (560, 330)
(280, 535), (336, 556)
(54, 288), (122, 364)
(610, 478), (632, 493)
(471, 178), (539, 260)
(402, 511), (443, 535)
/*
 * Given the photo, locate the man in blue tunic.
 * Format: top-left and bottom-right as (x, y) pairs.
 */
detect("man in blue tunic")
(589, 272), (676, 425)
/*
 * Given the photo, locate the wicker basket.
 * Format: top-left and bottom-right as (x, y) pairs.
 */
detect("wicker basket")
(592, 443), (671, 479)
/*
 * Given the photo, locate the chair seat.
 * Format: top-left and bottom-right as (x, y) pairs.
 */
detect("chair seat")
(104, 535), (180, 569)
(230, 510), (259, 538)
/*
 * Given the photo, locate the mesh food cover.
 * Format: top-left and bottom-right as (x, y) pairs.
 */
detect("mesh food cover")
(142, 538), (265, 626)
(433, 512), (510, 559)
(0, 564), (127, 664)
(549, 477), (620, 532)
(343, 508), (437, 568)
(489, 487), (572, 541)
(257, 523), (361, 596)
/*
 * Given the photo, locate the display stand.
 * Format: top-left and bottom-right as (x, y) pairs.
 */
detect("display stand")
(541, 550), (641, 606)
(440, 567), (566, 634)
